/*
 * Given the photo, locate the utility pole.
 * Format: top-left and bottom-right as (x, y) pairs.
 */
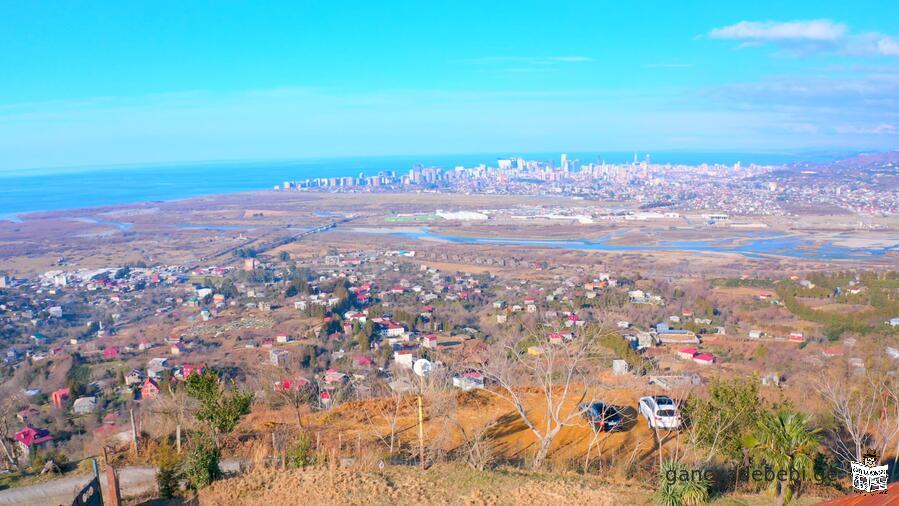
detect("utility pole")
(418, 372), (425, 470)
(418, 394), (424, 469)
(129, 409), (138, 456)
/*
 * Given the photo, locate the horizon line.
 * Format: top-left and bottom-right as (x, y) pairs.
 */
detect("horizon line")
(0, 147), (866, 177)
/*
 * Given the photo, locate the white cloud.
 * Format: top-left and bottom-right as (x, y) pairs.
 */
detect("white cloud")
(709, 20), (846, 42)
(878, 36), (899, 56)
(709, 20), (899, 57)
(834, 123), (898, 135)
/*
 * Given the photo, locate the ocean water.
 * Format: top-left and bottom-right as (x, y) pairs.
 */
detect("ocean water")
(0, 151), (828, 217)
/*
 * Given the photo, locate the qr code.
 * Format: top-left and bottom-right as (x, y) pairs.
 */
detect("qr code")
(870, 472), (887, 492)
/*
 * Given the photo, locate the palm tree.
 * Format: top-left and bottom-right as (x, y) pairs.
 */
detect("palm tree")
(743, 410), (820, 504)
(656, 460), (710, 506)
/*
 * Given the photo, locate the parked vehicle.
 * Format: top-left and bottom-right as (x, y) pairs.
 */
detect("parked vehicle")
(638, 395), (681, 430)
(579, 402), (624, 432)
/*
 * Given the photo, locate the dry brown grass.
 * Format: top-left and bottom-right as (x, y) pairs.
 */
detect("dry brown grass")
(199, 462), (643, 505)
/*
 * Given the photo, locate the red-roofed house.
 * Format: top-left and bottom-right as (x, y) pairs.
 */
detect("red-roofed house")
(280, 377), (311, 391)
(141, 378), (160, 400)
(324, 369), (347, 384)
(678, 348), (698, 360)
(180, 364), (205, 379)
(103, 347), (120, 360)
(693, 353), (716, 365)
(384, 322), (405, 337)
(14, 426), (53, 458)
(319, 390), (332, 407)
(789, 332), (805, 342)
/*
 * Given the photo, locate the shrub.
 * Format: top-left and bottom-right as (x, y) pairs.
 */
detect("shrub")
(183, 434), (220, 489)
(154, 443), (182, 498)
(286, 433), (315, 468)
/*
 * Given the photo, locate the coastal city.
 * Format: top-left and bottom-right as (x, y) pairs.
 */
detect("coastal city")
(279, 153), (899, 218)
(1, 155), (898, 503)
(3, 2), (899, 505)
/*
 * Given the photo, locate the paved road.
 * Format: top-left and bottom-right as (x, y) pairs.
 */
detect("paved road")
(0, 460), (243, 506)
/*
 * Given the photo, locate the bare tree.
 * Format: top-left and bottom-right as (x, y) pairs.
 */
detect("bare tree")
(361, 372), (415, 456)
(0, 395), (21, 467)
(470, 326), (604, 469)
(818, 374), (899, 468)
(258, 365), (315, 429)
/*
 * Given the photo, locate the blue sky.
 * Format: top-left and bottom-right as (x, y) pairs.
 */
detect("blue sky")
(1, 1), (898, 171)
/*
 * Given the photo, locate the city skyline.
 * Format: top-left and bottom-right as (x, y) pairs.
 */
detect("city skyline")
(2, 1), (899, 171)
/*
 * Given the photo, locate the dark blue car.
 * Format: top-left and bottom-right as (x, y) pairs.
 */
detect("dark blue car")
(580, 402), (624, 432)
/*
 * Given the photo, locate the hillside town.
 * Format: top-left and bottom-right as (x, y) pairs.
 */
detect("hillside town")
(2, 223), (899, 502)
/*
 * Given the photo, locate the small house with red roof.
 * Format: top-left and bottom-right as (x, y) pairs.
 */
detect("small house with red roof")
(548, 332), (565, 345)
(383, 321), (406, 337)
(279, 377), (311, 391)
(180, 364), (205, 378)
(789, 332), (805, 342)
(141, 378), (160, 400)
(14, 426), (53, 458)
(324, 368), (347, 385)
(693, 353), (716, 365)
(422, 334), (438, 349)
(103, 347), (120, 360)
(678, 347), (699, 360)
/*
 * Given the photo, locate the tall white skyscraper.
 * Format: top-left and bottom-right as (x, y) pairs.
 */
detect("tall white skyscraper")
(560, 153), (569, 173)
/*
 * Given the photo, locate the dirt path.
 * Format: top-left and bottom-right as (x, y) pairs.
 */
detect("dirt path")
(0, 459), (243, 506)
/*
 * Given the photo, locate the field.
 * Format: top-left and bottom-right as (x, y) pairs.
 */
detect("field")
(2, 191), (897, 278)
(200, 463), (643, 505)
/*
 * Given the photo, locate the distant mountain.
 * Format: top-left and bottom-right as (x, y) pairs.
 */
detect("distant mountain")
(758, 150), (899, 188)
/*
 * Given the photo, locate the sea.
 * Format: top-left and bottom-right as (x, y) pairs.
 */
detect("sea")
(0, 151), (839, 218)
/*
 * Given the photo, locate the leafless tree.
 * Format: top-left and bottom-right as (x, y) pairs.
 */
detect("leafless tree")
(818, 374), (899, 468)
(258, 365), (315, 429)
(148, 379), (194, 439)
(470, 326), (604, 469)
(0, 395), (21, 467)
(453, 417), (498, 471)
(361, 371), (415, 456)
